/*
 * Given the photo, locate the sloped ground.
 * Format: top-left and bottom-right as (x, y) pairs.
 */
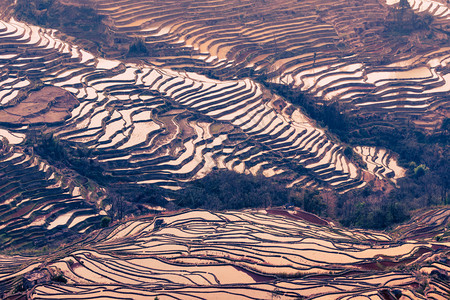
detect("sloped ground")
(0, 17), (377, 193)
(0, 1), (447, 299)
(0, 15), (398, 254)
(87, 0), (450, 132)
(0, 141), (104, 250)
(0, 207), (448, 299)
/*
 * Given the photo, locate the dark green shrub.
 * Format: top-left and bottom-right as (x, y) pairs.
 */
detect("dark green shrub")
(51, 274), (67, 284)
(101, 216), (111, 228)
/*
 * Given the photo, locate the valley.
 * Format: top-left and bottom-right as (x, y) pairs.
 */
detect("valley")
(0, 0), (448, 299)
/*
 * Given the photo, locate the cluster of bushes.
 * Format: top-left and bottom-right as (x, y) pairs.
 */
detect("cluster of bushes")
(28, 132), (108, 184)
(172, 170), (328, 216)
(15, 0), (104, 32)
(174, 170), (292, 210)
(261, 82), (353, 141)
(174, 168), (413, 230)
(337, 188), (411, 230)
(14, 0), (110, 52)
(173, 169), (413, 230)
(15, 0), (103, 32)
(384, 0), (434, 35)
(127, 39), (149, 57)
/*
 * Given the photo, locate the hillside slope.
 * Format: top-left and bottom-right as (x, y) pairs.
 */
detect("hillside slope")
(1, 207), (449, 299)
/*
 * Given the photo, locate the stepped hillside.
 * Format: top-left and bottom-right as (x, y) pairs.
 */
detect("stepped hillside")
(86, 0), (450, 132)
(0, 207), (449, 299)
(0, 141), (104, 250)
(0, 15), (407, 250)
(0, 17), (388, 193)
(0, 0), (448, 299)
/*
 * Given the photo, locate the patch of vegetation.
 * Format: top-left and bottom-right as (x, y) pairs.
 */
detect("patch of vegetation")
(127, 38), (149, 57)
(51, 273), (67, 284)
(384, 0), (434, 35)
(100, 216), (111, 228)
(338, 193), (410, 230)
(289, 189), (326, 216)
(13, 0), (114, 54)
(13, 283), (25, 293)
(107, 184), (168, 220)
(413, 164), (429, 178)
(27, 132), (109, 184)
(15, 0), (103, 32)
(260, 82), (351, 141)
(174, 170), (292, 210)
(276, 271), (306, 279)
(172, 170), (328, 216)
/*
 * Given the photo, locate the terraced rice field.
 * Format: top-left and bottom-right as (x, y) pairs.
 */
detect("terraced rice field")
(0, 1), (448, 298)
(90, 0), (450, 131)
(0, 14), (415, 250)
(0, 207), (448, 299)
(354, 146), (406, 185)
(0, 141), (103, 249)
(0, 17), (385, 193)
